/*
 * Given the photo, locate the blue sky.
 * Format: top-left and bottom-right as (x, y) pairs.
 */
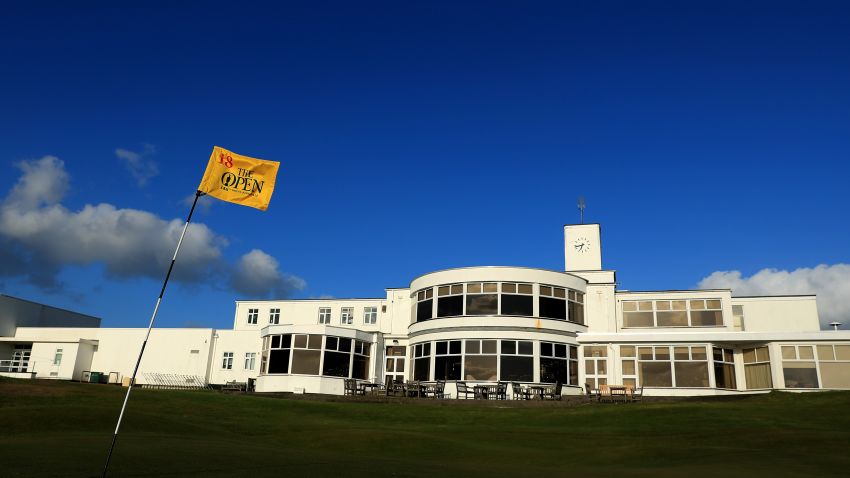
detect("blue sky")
(1, 1), (849, 329)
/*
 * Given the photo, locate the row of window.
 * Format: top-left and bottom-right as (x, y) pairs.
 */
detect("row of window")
(414, 282), (585, 324)
(621, 299), (724, 328)
(246, 306), (380, 326)
(410, 339), (580, 385)
(781, 344), (850, 389)
(222, 351), (256, 370)
(261, 334), (372, 379)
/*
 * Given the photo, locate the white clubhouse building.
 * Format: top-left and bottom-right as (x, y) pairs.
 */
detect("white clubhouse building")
(2, 224), (849, 397)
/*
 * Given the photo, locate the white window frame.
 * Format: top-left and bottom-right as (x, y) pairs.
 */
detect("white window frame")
(247, 308), (259, 325)
(53, 348), (63, 366)
(269, 308), (280, 324)
(341, 307), (354, 325)
(318, 307), (331, 324)
(222, 352), (234, 370)
(244, 352), (256, 370)
(363, 306), (377, 325)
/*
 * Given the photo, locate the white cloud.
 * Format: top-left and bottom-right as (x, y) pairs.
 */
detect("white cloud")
(0, 155), (305, 298)
(698, 265), (850, 330)
(230, 249), (306, 299)
(116, 144), (159, 187)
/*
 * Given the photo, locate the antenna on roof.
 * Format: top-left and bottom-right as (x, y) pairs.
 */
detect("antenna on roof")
(829, 321), (842, 331)
(577, 196), (586, 224)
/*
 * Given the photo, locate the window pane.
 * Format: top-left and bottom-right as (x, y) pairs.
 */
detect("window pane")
(502, 340), (516, 355)
(467, 283), (482, 293)
(657, 311), (688, 327)
(553, 288), (566, 298)
(417, 299), (433, 321)
(691, 310), (723, 326)
(437, 295), (464, 317)
(691, 347), (707, 361)
(539, 297), (566, 320)
(623, 312), (654, 327)
(743, 348), (757, 363)
(674, 347), (690, 360)
(781, 346), (797, 360)
(451, 284), (463, 295)
(435, 356), (462, 380)
(501, 356), (534, 382)
(482, 340), (498, 354)
(268, 349), (290, 374)
(414, 357), (430, 381)
(450, 341), (461, 354)
(541, 342), (553, 357)
(308, 335), (322, 350)
(518, 284), (533, 294)
(639, 362), (672, 387)
(638, 347), (653, 360)
(690, 300), (705, 310)
(483, 283), (498, 293)
(502, 283), (516, 293)
(783, 362), (819, 388)
(621, 346), (636, 357)
(622, 301), (637, 312)
(352, 355), (368, 379)
(706, 300), (722, 309)
(339, 338), (352, 352)
(714, 363), (737, 389)
(638, 301), (653, 311)
(291, 350), (321, 375)
(675, 362), (710, 387)
(438, 286), (450, 296)
(540, 358), (568, 384)
(326, 336), (338, 350)
(745, 363), (773, 389)
(540, 286), (552, 296)
(271, 335), (281, 349)
(818, 345), (835, 361)
(464, 355), (497, 381)
(656, 301), (670, 311)
(622, 360), (635, 375)
(322, 351), (350, 377)
(502, 294), (533, 316)
(820, 362), (850, 389)
(466, 295), (498, 315)
(755, 346), (770, 362)
(436, 341), (447, 355)
(466, 340), (480, 354)
(798, 346), (814, 360)
(517, 341), (533, 355)
(557, 343), (568, 358)
(654, 347), (670, 360)
(672, 300), (687, 311)
(836, 345), (850, 360)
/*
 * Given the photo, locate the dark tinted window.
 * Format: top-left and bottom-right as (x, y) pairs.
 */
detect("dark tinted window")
(539, 297), (567, 320)
(540, 358), (568, 384)
(414, 358), (430, 381)
(435, 356), (462, 380)
(268, 349), (290, 374)
(352, 355), (368, 379)
(466, 294), (498, 315)
(416, 299), (432, 321)
(500, 356), (533, 382)
(437, 295), (464, 317)
(271, 335), (281, 348)
(322, 351), (350, 377)
(501, 295), (533, 316)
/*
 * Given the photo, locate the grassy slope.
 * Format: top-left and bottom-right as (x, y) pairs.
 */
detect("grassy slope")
(1, 378), (849, 477)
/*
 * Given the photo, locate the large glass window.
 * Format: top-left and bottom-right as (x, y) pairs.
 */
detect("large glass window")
(637, 345), (709, 388)
(539, 285), (567, 320)
(622, 299), (724, 328)
(500, 283), (533, 316)
(322, 336), (352, 377)
(291, 334), (322, 375)
(782, 345), (819, 388)
(500, 340), (534, 382)
(269, 308), (280, 325)
(743, 346), (772, 389)
(352, 340), (370, 380)
(435, 340), (462, 380)
(540, 342), (577, 385)
(436, 284), (464, 317)
(415, 289), (433, 322)
(267, 334), (291, 374)
(466, 283), (498, 316)
(385, 346), (406, 384)
(464, 340), (498, 381)
(413, 343), (431, 381)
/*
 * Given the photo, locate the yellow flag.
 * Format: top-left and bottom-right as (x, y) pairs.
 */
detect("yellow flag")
(198, 146), (280, 211)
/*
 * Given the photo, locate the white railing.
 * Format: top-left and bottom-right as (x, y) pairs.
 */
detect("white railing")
(0, 359), (30, 373)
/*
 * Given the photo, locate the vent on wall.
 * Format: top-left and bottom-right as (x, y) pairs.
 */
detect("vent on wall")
(190, 350), (200, 354)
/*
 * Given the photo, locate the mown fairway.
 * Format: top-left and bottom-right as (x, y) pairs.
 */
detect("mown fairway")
(2, 377), (849, 477)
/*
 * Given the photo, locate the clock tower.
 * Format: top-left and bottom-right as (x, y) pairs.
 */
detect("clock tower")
(564, 223), (602, 271)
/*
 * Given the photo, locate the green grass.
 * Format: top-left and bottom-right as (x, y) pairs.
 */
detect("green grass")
(2, 377), (849, 477)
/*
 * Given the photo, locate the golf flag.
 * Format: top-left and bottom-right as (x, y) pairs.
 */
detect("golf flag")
(198, 146), (280, 211)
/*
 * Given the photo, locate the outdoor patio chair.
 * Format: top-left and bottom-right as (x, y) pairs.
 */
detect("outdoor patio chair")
(584, 383), (599, 402)
(432, 380), (446, 399)
(386, 381), (404, 397)
(455, 381), (476, 399)
(542, 381), (562, 400)
(630, 386), (643, 403)
(511, 382), (530, 400)
(598, 384), (612, 403)
(495, 382), (508, 400)
(405, 380), (423, 398)
(343, 378), (356, 396)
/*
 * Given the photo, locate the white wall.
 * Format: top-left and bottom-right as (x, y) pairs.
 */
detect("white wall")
(206, 330), (262, 385)
(733, 297), (820, 332)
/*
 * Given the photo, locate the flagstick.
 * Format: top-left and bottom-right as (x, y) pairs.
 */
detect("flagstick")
(101, 190), (205, 478)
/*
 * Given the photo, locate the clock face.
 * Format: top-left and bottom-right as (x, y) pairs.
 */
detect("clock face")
(573, 237), (591, 254)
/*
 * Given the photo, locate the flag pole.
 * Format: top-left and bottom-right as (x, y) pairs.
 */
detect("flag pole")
(101, 190), (205, 478)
